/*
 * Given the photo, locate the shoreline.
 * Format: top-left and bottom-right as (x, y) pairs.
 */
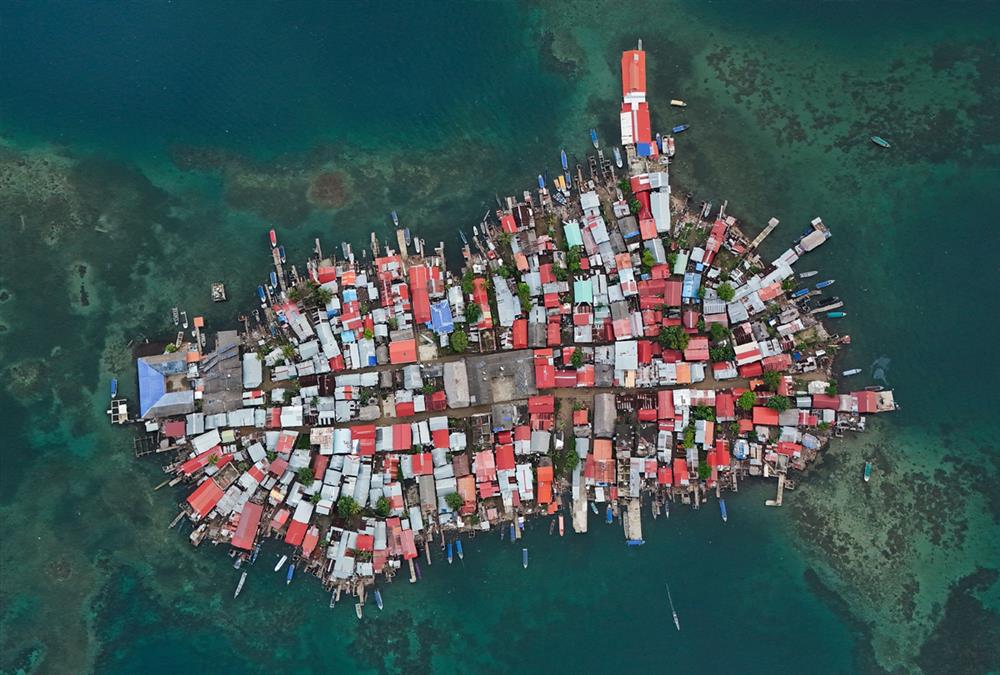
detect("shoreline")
(113, 41), (897, 613)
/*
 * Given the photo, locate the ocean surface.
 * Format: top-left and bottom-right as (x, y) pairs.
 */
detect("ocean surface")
(1, 1), (998, 673)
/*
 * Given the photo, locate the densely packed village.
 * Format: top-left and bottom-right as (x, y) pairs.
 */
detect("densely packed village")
(118, 41), (896, 611)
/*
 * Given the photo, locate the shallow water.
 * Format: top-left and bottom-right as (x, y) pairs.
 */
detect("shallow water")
(1, 2), (998, 672)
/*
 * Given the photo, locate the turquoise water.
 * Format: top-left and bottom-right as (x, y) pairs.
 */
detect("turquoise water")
(1, 2), (998, 672)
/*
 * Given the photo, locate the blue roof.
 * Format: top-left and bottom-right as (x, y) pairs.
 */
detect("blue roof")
(682, 272), (702, 300)
(138, 359), (166, 417)
(430, 300), (454, 335)
(637, 143), (652, 157)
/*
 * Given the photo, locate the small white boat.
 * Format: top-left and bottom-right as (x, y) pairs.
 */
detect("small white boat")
(355, 603), (364, 620)
(374, 589), (383, 611)
(522, 548), (529, 569)
(670, 99), (687, 107)
(274, 554), (288, 572)
(234, 571), (247, 599)
(799, 270), (819, 279)
(843, 368), (862, 377)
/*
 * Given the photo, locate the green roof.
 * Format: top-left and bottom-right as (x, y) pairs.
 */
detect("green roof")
(573, 278), (593, 304)
(563, 221), (583, 249)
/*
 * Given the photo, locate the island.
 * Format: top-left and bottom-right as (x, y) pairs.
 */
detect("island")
(112, 41), (897, 615)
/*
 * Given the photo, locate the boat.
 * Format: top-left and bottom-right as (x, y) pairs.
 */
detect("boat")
(864, 461), (873, 482)
(110, 379), (118, 398)
(672, 124), (689, 134)
(864, 385), (885, 392)
(233, 554), (243, 570)
(626, 539), (645, 547)
(391, 210), (399, 227)
(560, 149), (568, 171)
(558, 514), (565, 537)
(459, 230), (468, 246)
(590, 502), (598, 515)
(500, 526), (506, 541)
(286, 563), (295, 585)
(843, 368), (862, 377)
(799, 270), (818, 279)
(563, 170), (572, 190)
(522, 548), (529, 569)
(508, 522), (515, 541)
(827, 311), (847, 318)
(613, 147), (623, 168)
(655, 132), (662, 153)
(552, 191), (567, 206)
(455, 539), (464, 561)
(590, 128), (599, 148)
(181, 311), (188, 329)
(250, 543), (260, 565)
(605, 504), (613, 524)
(815, 279), (835, 289)
(269, 229), (277, 248)
(446, 542), (453, 564)
(537, 174), (545, 189)
(373, 588), (384, 611)
(415, 560), (422, 580)
(278, 245), (286, 264)
(234, 571), (247, 599)
(274, 554), (288, 572)
(665, 136), (675, 157)
(720, 499), (728, 523)
(355, 603), (363, 620)
(171, 307), (179, 324)
(670, 99), (687, 107)
(791, 288), (810, 299)
(664, 500), (670, 519)
(269, 270), (278, 289)
(257, 285), (266, 303)
(871, 136), (891, 148)
(329, 589), (337, 609)
(666, 583), (681, 631)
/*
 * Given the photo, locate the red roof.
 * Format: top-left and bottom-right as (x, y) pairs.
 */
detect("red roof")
(528, 395), (555, 414)
(535, 364), (555, 389)
(180, 446), (221, 476)
(408, 265), (431, 325)
(500, 213), (517, 233)
(411, 452), (433, 475)
(389, 339), (417, 365)
(621, 49), (646, 97)
(716, 392), (735, 420)
(664, 279), (682, 306)
(186, 479), (223, 519)
(657, 390), (674, 419)
(853, 391), (878, 414)
(752, 406), (780, 426)
(231, 502), (263, 550)
(512, 319), (528, 349)
(715, 440), (731, 469)
(495, 443), (515, 471)
(738, 362), (764, 378)
(392, 423), (412, 451)
(657, 466), (673, 485)
(811, 393), (840, 410)
(163, 420), (186, 438)
(356, 533), (375, 552)
(284, 519), (308, 546)
(684, 337), (710, 362)
(776, 442), (802, 457)
(432, 428), (450, 450)
(673, 459), (689, 485)
(762, 353), (792, 372)
(536, 465), (554, 504)
(395, 401), (415, 418)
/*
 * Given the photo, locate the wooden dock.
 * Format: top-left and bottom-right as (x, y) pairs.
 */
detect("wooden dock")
(749, 217), (780, 250)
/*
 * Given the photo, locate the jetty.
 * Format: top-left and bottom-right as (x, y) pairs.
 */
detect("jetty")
(117, 39), (896, 608)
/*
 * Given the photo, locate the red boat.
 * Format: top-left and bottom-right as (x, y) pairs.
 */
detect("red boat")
(269, 228), (277, 248)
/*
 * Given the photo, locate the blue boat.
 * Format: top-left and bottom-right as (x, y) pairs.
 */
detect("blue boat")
(815, 279), (835, 289)
(522, 548), (529, 569)
(720, 499), (728, 523)
(563, 170), (572, 190)
(509, 522), (515, 541)
(827, 311), (847, 318)
(655, 132), (663, 153)
(455, 539), (464, 560)
(672, 124), (690, 134)
(269, 270), (278, 288)
(278, 245), (286, 264)
(791, 288), (809, 299)
(560, 149), (568, 171)
(110, 378), (118, 398)
(373, 588), (384, 611)
(286, 563), (295, 585)
(590, 128), (599, 148)
(537, 174), (545, 189)
(605, 504), (613, 524)
(391, 210), (399, 227)
(446, 542), (453, 564)
(626, 539), (645, 547)
(257, 285), (266, 302)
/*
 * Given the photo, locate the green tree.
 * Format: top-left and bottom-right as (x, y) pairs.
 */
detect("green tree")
(709, 322), (729, 343)
(692, 405), (716, 422)
(266, 450), (277, 462)
(337, 496), (360, 518)
(629, 198), (642, 215)
(516, 282), (532, 313)
(767, 395), (791, 412)
(683, 425), (696, 447)
(296, 467), (315, 486)
(449, 329), (469, 353)
(737, 391), (756, 411)
(309, 491), (322, 504)
(314, 287), (334, 305)
(658, 325), (690, 351)
(496, 264), (511, 278)
(697, 462), (712, 481)
(825, 381), (838, 396)
(164, 343), (178, 354)
(640, 249), (656, 271)
(709, 344), (735, 363)
(208, 454), (219, 466)
(362, 327), (374, 340)
(445, 492), (465, 511)
(281, 344), (297, 361)
(375, 496), (391, 517)
(570, 348), (584, 368)
(762, 369), (782, 391)
(566, 246), (582, 273)
(717, 282), (735, 302)
(464, 302), (482, 323)
(461, 270), (475, 295)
